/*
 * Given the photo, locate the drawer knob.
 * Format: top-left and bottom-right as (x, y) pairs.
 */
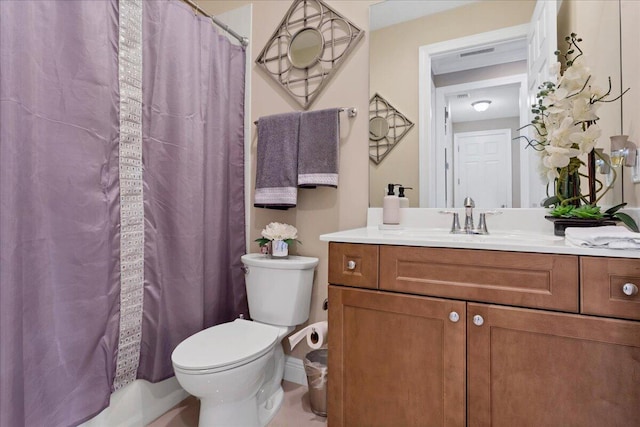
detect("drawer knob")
(346, 260), (357, 270)
(622, 283), (639, 296)
(473, 315), (484, 326)
(449, 311), (460, 323)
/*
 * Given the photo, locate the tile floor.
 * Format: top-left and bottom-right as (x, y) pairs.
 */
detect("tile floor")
(147, 381), (327, 427)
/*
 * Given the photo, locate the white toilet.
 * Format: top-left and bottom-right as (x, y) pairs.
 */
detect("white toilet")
(171, 253), (319, 427)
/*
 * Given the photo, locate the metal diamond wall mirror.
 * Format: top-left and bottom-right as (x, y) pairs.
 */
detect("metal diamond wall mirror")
(255, 0), (364, 109)
(369, 93), (414, 164)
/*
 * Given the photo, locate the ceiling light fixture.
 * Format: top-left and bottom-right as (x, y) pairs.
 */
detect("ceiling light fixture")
(471, 100), (492, 112)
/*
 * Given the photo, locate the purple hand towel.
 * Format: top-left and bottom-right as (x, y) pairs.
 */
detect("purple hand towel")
(298, 108), (340, 187)
(254, 112), (302, 209)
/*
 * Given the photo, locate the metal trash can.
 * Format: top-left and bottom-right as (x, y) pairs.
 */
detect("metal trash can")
(304, 349), (328, 417)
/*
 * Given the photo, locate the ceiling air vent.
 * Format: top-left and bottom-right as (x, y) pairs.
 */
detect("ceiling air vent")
(457, 93), (470, 99)
(460, 47), (495, 58)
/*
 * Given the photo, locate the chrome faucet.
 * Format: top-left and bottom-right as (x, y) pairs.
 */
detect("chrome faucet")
(440, 197), (501, 234)
(463, 197), (475, 233)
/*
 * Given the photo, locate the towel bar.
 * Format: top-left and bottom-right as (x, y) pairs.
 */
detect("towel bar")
(253, 107), (357, 125)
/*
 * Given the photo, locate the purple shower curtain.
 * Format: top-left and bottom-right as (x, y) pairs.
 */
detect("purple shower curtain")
(138, 0), (247, 381)
(0, 1), (121, 426)
(0, 0), (247, 424)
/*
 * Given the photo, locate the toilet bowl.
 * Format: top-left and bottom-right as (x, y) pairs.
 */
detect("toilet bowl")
(171, 254), (319, 427)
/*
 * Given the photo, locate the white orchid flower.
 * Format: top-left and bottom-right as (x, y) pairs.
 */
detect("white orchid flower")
(536, 150), (559, 183)
(548, 116), (580, 148)
(562, 59), (590, 81)
(569, 123), (601, 154)
(542, 87), (569, 107)
(571, 97), (599, 122)
(543, 145), (581, 170)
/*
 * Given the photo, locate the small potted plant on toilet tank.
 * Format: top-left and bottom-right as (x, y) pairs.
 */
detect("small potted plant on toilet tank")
(256, 222), (301, 258)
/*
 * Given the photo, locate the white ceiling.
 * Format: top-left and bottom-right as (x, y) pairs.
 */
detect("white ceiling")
(448, 83), (521, 123)
(370, 0), (479, 31)
(431, 38), (527, 75)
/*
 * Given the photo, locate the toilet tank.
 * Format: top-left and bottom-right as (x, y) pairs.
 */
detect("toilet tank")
(241, 254), (319, 327)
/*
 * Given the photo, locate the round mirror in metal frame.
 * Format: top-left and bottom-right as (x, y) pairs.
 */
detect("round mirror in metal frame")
(288, 28), (324, 69)
(369, 116), (389, 141)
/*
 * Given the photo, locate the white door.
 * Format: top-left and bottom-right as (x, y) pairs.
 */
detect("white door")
(454, 129), (512, 208)
(525, 0), (558, 207)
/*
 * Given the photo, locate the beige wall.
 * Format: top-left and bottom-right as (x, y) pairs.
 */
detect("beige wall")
(558, 0), (623, 206)
(198, 0), (640, 358)
(202, 0), (374, 359)
(621, 0), (640, 206)
(369, 1), (536, 207)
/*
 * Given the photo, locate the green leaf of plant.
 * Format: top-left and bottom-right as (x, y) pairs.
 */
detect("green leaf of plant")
(542, 196), (559, 208)
(571, 205), (603, 219)
(255, 238), (270, 247)
(612, 212), (639, 232)
(549, 205), (574, 217)
(604, 202), (627, 215)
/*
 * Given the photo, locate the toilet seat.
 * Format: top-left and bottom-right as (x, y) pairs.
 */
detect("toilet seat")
(171, 319), (279, 374)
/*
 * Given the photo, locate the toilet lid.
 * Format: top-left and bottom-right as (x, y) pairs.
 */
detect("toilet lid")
(171, 319), (279, 371)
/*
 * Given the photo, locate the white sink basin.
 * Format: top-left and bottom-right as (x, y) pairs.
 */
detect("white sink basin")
(386, 228), (563, 245)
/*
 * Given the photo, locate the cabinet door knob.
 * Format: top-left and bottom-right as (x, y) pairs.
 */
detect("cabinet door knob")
(347, 260), (356, 270)
(622, 283), (639, 296)
(449, 311), (460, 323)
(472, 315), (484, 326)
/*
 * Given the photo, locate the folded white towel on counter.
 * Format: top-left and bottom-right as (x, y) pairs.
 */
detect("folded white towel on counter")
(565, 226), (640, 249)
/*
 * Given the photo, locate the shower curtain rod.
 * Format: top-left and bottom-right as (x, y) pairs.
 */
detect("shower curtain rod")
(180, 0), (249, 47)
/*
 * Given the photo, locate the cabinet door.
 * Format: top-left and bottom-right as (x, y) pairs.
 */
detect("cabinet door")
(467, 303), (640, 427)
(328, 285), (466, 427)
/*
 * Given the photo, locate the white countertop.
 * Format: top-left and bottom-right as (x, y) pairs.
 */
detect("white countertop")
(318, 208), (640, 259)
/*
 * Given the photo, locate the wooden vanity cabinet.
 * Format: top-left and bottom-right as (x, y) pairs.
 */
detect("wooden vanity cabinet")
(467, 303), (640, 427)
(328, 286), (466, 427)
(327, 242), (640, 427)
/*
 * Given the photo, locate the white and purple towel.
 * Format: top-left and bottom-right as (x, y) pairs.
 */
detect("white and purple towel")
(298, 108), (340, 188)
(254, 112), (301, 209)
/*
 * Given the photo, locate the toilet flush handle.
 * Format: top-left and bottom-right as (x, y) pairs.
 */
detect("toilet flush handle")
(241, 265), (249, 274)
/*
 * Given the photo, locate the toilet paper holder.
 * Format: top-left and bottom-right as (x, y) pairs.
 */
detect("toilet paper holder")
(288, 321), (328, 350)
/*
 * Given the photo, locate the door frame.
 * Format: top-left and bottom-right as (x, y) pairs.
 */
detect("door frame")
(418, 24), (529, 207)
(435, 75), (527, 208)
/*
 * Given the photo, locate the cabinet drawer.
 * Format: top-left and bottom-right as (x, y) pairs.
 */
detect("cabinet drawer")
(328, 242), (378, 289)
(380, 246), (579, 311)
(581, 257), (640, 321)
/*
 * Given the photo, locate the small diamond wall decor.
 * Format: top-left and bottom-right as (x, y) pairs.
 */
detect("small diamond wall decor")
(369, 93), (414, 164)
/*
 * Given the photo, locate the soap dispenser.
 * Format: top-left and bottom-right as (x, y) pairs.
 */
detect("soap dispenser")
(398, 186), (413, 208)
(383, 183), (401, 225)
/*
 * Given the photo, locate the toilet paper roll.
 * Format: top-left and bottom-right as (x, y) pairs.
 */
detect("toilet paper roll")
(288, 321), (328, 350)
(306, 321), (328, 350)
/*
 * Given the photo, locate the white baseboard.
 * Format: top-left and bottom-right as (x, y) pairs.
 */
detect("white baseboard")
(283, 355), (308, 386)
